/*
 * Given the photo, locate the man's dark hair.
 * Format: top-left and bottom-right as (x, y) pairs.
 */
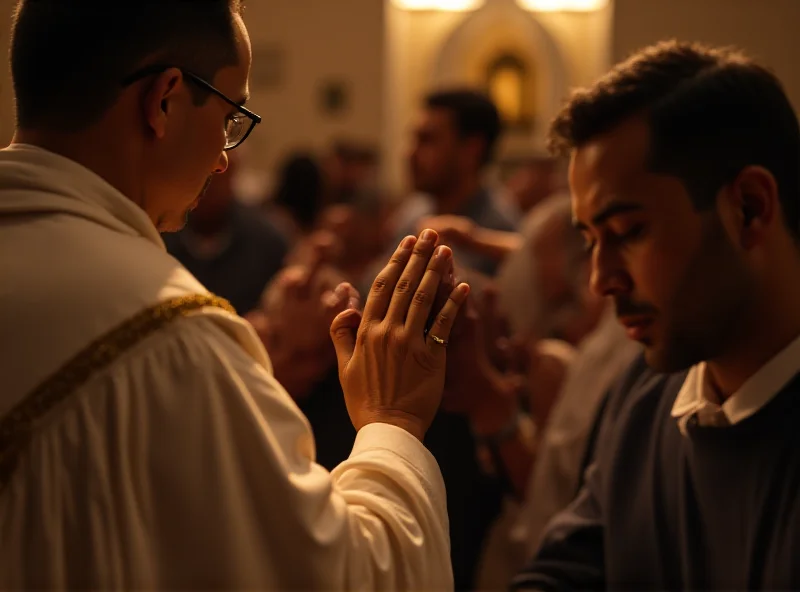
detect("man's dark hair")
(548, 40), (800, 239)
(425, 89), (502, 166)
(10, 0), (245, 132)
(332, 138), (379, 166)
(272, 152), (324, 231)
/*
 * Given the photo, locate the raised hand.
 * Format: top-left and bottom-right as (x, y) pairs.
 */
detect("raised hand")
(247, 256), (360, 400)
(329, 229), (470, 441)
(416, 215), (476, 248)
(439, 284), (523, 435)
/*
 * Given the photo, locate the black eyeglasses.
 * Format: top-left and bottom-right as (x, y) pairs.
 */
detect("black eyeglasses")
(122, 64), (261, 151)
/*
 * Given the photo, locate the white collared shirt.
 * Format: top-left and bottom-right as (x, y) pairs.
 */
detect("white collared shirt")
(671, 331), (800, 435)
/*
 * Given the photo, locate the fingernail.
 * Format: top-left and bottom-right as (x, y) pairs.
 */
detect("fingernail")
(322, 291), (339, 308)
(400, 235), (416, 249)
(435, 245), (452, 260)
(348, 297), (360, 310)
(421, 229), (436, 242)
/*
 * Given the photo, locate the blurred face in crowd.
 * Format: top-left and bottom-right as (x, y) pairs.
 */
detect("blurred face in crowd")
(571, 117), (756, 372)
(532, 217), (573, 313)
(144, 14), (252, 232)
(327, 150), (377, 199)
(531, 215), (602, 344)
(408, 108), (479, 196)
(507, 159), (561, 213)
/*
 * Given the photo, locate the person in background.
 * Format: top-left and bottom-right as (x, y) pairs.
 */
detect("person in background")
(504, 153), (565, 216)
(430, 193), (628, 590)
(497, 193), (605, 348)
(0, 0), (469, 588)
(442, 194), (606, 503)
(324, 137), (380, 206)
(247, 259), (359, 471)
(164, 151), (288, 315)
(392, 89), (517, 277)
(264, 151), (325, 245)
(514, 40), (800, 590)
(312, 139), (396, 286)
(472, 193), (640, 587)
(369, 91), (515, 590)
(414, 213), (522, 269)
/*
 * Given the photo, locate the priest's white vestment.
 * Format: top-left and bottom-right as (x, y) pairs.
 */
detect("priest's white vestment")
(0, 144), (452, 590)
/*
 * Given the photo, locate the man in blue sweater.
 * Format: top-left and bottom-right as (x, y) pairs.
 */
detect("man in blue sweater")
(513, 40), (800, 590)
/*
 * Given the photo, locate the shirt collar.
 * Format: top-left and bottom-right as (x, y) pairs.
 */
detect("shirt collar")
(671, 330), (800, 433)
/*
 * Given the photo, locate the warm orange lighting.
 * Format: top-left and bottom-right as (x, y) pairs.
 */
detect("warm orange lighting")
(517, 0), (609, 11)
(391, 0), (485, 11)
(490, 66), (524, 123)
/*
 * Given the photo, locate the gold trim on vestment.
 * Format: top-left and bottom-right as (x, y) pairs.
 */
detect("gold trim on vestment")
(0, 294), (235, 490)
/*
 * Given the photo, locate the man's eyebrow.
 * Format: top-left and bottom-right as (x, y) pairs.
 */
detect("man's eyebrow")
(573, 201), (644, 231)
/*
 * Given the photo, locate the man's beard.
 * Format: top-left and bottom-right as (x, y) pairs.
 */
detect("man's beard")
(635, 217), (751, 373)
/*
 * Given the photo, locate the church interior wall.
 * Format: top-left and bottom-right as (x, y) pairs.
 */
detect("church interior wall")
(0, 0), (797, 199)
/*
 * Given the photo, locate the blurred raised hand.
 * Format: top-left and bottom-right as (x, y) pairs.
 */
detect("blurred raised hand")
(246, 253), (359, 400)
(439, 284), (522, 435)
(416, 215), (476, 249)
(284, 228), (344, 269)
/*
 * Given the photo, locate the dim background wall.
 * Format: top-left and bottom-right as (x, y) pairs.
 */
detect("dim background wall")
(613, 0), (799, 109)
(241, 0), (385, 194)
(0, 0), (798, 193)
(0, 0), (386, 194)
(0, 0), (13, 144)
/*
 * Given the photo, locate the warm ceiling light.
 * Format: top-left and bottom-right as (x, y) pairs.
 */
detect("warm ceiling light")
(517, 0), (609, 11)
(391, 0), (485, 11)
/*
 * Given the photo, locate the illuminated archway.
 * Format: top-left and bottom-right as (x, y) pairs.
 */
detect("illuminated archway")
(431, 0), (568, 141)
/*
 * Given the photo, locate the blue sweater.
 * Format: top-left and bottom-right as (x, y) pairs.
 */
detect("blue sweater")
(513, 354), (800, 590)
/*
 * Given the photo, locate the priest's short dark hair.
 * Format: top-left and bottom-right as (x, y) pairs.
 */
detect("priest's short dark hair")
(10, 0), (245, 132)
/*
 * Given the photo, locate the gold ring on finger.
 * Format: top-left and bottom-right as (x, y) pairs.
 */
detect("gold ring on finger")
(429, 334), (449, 347)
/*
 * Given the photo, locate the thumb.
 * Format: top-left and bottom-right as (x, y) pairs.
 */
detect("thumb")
(330, 307), (361, 373)
(323, 282), (361, 324)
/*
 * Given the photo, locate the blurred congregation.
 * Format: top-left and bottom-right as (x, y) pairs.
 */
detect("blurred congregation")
(2, 0), (800, 589)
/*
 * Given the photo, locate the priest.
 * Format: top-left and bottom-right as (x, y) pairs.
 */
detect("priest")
(0, 1), (467, 589)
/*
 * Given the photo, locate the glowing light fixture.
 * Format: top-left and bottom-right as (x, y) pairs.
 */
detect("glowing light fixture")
(517, 0), (609, 11)
(391, 0), (485, 11)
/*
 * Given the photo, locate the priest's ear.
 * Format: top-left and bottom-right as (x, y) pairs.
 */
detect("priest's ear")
(141, 68), (184, 141)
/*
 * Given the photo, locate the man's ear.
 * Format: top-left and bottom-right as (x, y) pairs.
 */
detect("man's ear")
(725, 165), (779, 249)
(141, 67), (183, 140)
